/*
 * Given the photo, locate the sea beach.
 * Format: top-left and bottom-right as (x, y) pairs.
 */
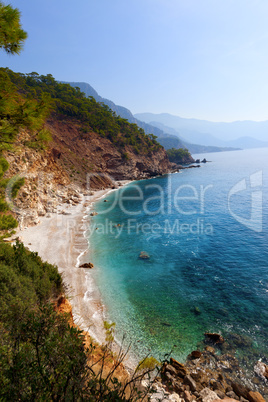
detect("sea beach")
(16, 187), (120, 346)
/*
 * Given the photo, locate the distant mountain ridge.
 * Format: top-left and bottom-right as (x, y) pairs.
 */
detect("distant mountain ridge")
(134, 112), (268, 149)
(65, 82), (238, 153)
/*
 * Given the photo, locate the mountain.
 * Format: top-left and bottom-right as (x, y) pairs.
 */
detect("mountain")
(66, 82), (237, 154)
(134, 112), (268, 149)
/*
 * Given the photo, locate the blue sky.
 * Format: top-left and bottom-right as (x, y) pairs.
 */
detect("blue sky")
(2, 0), (268, 122)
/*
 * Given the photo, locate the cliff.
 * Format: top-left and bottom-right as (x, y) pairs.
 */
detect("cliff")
(4, 114), (171, 228)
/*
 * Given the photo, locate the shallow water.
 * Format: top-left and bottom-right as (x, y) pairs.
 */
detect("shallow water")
(88, 148), (268, 370)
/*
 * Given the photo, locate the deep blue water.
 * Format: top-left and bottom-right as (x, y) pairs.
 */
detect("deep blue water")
(88, 148), (268, 368)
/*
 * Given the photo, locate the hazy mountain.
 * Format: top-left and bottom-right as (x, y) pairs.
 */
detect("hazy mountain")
(134, 112), (268, 149)
(65, 82), (239, 153)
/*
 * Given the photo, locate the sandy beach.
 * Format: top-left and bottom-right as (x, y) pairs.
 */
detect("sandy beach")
(16, 187), (117, 344)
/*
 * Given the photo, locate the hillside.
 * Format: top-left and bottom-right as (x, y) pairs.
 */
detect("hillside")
(0, 68), (172, 228)
(66, 82), (235, 154)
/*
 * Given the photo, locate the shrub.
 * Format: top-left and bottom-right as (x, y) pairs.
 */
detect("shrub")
(0, 214), (18, 230)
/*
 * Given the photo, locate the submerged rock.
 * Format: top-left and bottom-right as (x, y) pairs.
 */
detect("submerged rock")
(204, 332), (224, 344)
(139, 251), (150, 259)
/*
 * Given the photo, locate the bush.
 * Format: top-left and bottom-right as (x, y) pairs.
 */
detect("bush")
(0, 214), (18, 230)
(11, 177), (25, 198)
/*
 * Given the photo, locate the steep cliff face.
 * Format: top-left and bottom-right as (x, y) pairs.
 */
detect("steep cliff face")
(4, 116), (172, 228)
(47, 117), (171, 183)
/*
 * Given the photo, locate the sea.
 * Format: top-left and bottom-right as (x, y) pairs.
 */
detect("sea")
(88, 148), (268, 374)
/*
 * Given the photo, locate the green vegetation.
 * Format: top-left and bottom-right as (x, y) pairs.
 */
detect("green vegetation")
(0, 1), (27, 54)
(2, 68), (162, 155)
(11, 176), (25, 198)
(166, 147), (192, 163)
(0, 241), (160, 400)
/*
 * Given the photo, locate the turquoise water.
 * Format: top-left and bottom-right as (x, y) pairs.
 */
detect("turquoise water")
(89, 148), (268, 368)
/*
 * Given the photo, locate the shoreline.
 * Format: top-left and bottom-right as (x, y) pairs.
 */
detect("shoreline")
(16, 185), (127, 347)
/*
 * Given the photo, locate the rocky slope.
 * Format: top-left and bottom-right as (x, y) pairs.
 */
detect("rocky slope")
(4, 115), (171, 228)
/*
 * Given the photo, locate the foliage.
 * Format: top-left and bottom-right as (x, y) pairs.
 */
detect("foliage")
(0, 242), (62, 317)
(11, 177), (25, 198)
(0, 70), (52, 151)
(0, 214), (18, 230)
(0, 157), (9, 178)
(166, 147), (192, 163)
(2, 68), (163, 155)
(0, 1), (27, 54)
(137, 356), (160, 372)
(104, 320), (116, 344)
(0, 242), (162, 400)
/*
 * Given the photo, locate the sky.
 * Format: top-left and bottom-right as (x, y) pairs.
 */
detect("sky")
(2, 0), (268, 122)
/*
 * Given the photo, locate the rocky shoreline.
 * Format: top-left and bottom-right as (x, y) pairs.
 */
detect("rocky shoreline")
(152, 344), (267, 401)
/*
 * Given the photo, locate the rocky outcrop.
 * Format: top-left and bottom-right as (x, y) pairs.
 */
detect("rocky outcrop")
(47, 118), (171, 184)
(157, 347), (267, 402)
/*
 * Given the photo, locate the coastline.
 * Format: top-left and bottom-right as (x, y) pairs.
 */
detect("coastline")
(16, 184), (128, 346)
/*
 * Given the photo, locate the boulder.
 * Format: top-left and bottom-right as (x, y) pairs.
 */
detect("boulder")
(189, 350), (202, 359)
(204, 332), (224, 344)
(139, 251), (150, 259)
(183, 390), (192, 402)
(79, 262), (94, 269)
(183, 375), (197, 392)
(231, 382), (250, 399)
(165, 364), (178, 377)
(254, 361), (268, 380)
(247, 391), (266, 402)
(170, 358), (188, 378)
(199, 387), (220, 401)
(90, 212), (98, 216)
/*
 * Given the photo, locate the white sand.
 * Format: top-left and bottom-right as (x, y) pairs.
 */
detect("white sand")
(16, 188), (116, 344)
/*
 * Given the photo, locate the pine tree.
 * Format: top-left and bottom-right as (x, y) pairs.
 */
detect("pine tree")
(0, 1), (27, 54)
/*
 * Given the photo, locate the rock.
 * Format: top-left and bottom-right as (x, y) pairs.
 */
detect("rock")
(170, 358), (188, 378)
(211, 400), (237, 402)
(254, 361), (268, 380)
(199, 387), (220, 401)
(168, 393), (182, 402)
(193, 306), (201, 315)
(231, 382), (250, 400)
(79, 262), (94, 269)
(201, 158), (207, 163)
(139, 251), (150, 259)
(195, 159), (200, 163)
(215, 390), (225, 399)
(247, 391), (266, 402)
(165, 364), (178, 377)
(205, 346), (215, 354)
(189, 350), (202, 359)
(204, 332), (224, 344)
(183, 390), (192, 402)
(183, 375), (197, 392)
(226, 391), (239, 400)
